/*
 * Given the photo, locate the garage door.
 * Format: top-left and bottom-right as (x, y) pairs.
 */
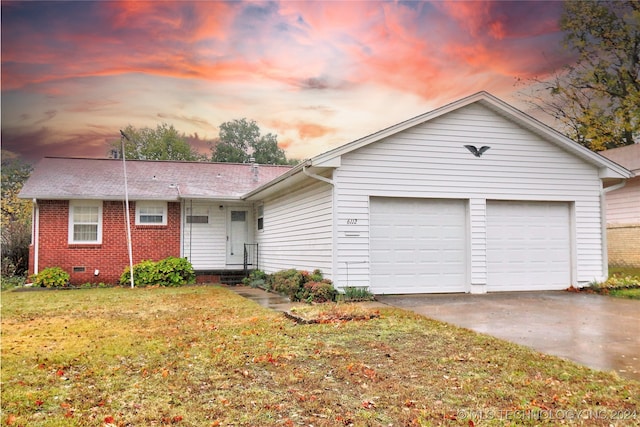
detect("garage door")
(370, 197), (467, 294)
(486, 201), (571, 291)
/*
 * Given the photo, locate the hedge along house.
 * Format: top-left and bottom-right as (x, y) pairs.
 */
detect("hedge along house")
(245, 92), (631, 294)
(19, 159), (292, 285)
(21, 92), (631, 292)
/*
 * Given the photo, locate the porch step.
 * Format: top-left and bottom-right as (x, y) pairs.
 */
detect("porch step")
(220, 271), (247, 285)
(195, 270), (247, 285)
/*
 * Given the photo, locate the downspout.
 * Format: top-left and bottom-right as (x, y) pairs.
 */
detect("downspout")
(303, 165), (338, 286)
(600, 180), (627, 281)
(32, 199), (39, 275)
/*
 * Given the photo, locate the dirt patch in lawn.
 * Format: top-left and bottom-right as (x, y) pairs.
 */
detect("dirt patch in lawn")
(284, 303), (381, 324)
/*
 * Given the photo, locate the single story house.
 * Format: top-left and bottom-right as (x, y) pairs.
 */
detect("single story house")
(599, 144), (640, 267)
(20, 92), (632, 293)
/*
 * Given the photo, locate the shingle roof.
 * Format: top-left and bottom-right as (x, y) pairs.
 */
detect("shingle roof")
(599, 144), (640, 174)
(19, 157), (293, 201)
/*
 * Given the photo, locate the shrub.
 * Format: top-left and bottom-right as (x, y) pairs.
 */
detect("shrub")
(119, 257), (194, 287)
(1, 274), (26, 291)
(300, 280), (337, 303)
(31, 267), (70, 288)
(242, 269), (267, 288)
(340, 286), (375, 302)
(270, 269), (304, 299)
(156, 257), (195, 287)
(269, 268), (337, 303)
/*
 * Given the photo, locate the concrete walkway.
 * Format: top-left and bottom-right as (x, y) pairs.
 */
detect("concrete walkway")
(377, 291), (640, 381)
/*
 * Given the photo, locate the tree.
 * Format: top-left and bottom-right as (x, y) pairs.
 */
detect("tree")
(211, 118), (290, 164)
(526, 0), (640, 151)
(112, 123), (205, 161)
(1, 151), (32, 276)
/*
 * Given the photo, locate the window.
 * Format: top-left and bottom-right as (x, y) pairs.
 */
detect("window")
(257, 205), (264, 231)
(69, 201), (102, 244)
(231, 211), (246, 222)
(136, 201), (167, 225)
(186, 206), (209, 224)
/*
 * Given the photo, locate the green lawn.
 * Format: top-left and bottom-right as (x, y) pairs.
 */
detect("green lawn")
(2, 286), (639, 426)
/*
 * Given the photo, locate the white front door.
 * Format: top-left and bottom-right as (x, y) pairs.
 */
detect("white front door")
(227, 210), (248, 265)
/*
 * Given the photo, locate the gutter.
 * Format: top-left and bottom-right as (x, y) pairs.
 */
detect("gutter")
(242, 160), (310, 200)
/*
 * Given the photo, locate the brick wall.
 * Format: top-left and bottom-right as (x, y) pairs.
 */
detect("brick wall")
(29, 200), (181, 285)
(607, 224), (640, 267)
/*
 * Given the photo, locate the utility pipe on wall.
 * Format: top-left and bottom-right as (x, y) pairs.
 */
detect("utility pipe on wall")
(600, 180), (627, 281)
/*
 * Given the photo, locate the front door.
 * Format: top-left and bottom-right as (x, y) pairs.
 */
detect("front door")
(227, 210), (248, 265)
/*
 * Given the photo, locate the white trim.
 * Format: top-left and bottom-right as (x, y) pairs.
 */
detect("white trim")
(135, 201), (168, 225)
(68, 200), (103, 244)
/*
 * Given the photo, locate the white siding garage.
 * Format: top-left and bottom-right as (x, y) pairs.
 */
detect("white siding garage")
(486, 201), (571, 291)
(370, 197), (467, 294)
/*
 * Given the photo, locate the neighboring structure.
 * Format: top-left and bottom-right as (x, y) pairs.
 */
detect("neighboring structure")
(599, 144), (640, 267)
(20, 92), (631, 292)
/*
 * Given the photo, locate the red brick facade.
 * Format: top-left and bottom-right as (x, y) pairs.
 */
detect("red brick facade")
(29, 200), (181, 285)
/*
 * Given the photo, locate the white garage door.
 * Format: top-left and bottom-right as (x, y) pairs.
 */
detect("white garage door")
(370, 197), (467, 294)
(486, 201), (571, 291)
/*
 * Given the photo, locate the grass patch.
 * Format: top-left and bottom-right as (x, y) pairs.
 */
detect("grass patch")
(609, 288), (640, 300)
(2, 286), (639, 426)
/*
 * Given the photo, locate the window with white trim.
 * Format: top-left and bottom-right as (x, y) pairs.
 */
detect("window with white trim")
(136, 201), (168, 225)
(69, 200), (102, 244)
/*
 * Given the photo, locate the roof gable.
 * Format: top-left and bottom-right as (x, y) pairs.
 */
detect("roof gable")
(19, 158), (292, 201)
(310, 91), (631, 179)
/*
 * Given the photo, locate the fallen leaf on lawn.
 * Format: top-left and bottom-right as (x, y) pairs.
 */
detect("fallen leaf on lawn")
(362, 400), (376, 409)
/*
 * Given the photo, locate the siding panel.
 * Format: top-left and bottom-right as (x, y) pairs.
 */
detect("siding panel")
(256, 180), (333, 276)
(333, 103), (604, 289)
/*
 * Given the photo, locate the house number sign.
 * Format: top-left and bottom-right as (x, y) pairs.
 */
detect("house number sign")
(346, 219), (358, 225)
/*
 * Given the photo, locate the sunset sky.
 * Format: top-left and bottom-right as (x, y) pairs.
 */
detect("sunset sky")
(1, 1), (571, 163)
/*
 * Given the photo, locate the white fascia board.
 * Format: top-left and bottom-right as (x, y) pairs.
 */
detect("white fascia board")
(477, 96), (633, 179)
(310, 92), (490, 165)
(312, 156), (341, 168)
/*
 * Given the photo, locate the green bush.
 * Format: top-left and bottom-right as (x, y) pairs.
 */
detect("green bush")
(242, 269), (267, 288)
(340, 286), (375, 302)
(31, 267), (70, 288)
(156, 257), (196, 287)
(1, 274), (26, 291)
(120, 257), (195, 287)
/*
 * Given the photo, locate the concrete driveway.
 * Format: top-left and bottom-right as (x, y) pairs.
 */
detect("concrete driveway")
(377, 291), (640, 381)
